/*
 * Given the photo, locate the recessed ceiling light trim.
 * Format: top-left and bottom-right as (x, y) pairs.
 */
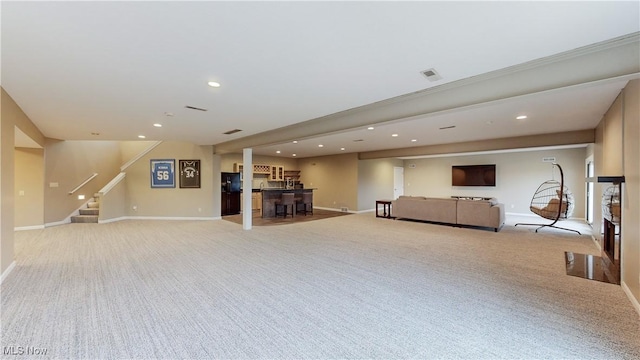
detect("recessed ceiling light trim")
(207, 81), (221, 88)
(516, 115), (528, 120)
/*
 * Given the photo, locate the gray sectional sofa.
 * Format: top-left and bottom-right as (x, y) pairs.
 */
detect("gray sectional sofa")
(391, 196), (505, 232)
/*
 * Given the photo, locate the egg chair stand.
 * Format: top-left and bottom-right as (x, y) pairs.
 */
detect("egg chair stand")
(515, 163), (581, 235)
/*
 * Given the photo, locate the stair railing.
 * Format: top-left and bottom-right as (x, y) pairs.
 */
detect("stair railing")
(68, 173), (98, 195)
(99, 172), (126, 195)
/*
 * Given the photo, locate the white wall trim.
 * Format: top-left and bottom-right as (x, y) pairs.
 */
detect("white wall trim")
(314, 206), (357, 214)
(99, 172), (126, 195)
(98, 216), (129, 224)
(1, 261), (17, 284)
(357, 208), (376, 214)
(99, 216), (220, 223)
(45, 219), (71, 228)
(120, 141), (162, 172)
(621, 281), (640, 318)
(14, 225), (45, 231)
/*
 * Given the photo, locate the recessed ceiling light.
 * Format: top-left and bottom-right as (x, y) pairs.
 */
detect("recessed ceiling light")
(411, 139), (417, 142)
(292, 154), (297, 157)
(138, 135), (146, 139)
(392, 134), (399, 137)
(207, 81), (221, 88)
(153, 123), (162, 127)
(318, 144), (324, 148)
(340, 147), (345, 151)
(276, 150), (281, 154)
(293, 140), (298, 144)
(367, 127), (375, 130)
(516, 115), (528, 120)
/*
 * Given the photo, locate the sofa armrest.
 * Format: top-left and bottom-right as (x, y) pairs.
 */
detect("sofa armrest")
(457, 200), (505, 230)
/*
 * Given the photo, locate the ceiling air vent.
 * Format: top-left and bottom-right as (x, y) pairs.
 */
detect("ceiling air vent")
(353, 139), (364, 142)
(184, 105), (208, 112)
(223, 129), (242, 135)
(421, 68), (442, 82)
(439, 125), (456, 130)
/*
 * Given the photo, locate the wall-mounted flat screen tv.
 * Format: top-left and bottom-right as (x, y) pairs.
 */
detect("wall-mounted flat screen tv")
(452, 164), (496, 187)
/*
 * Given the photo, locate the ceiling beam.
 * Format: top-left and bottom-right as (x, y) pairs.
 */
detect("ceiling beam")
(358, 129), (594, 160)
(214, 32), (639, 154)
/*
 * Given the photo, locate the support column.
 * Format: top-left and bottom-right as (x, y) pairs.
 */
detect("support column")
(242, 148), (252, 230)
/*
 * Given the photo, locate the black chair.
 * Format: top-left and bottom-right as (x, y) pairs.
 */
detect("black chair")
(296, 191), (313, 216)
(275, 192), (295, 218)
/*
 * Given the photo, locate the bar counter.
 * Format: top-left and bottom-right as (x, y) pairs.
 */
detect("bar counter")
(261, 188), (315, 218)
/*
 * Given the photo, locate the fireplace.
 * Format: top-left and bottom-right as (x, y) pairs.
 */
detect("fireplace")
(564, 176), (624, 285)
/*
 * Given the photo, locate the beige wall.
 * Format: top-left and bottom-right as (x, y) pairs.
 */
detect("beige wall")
(15, 148), (45, 228)
(593, 79), (639, 310)
(1, 88), (45, 275)
(120, 141), (159, 167)
(358, 158), (404, 211)
(402, 148), (587, 216)
(44, 139), (122, 224)
(124, 141), (214, 218)
(98, 176), (126, 221)
(298, 153), (359, 211)
(603, 94), (624, 175)
(621, 80), (640, 306)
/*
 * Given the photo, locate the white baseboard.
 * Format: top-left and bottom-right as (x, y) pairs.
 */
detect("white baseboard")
(621, 281), (640, 318)
(357, 208), (376, 214)
(99, 216), (219, 223)
(14, 225), (45, 231)
(45, 219), (71, 227)
(314, 206), (357, 214)
(1, 261), (17, 284)
(98, 216), (129, 224)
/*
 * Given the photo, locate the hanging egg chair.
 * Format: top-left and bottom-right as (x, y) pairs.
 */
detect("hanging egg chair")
(515, 163), (581, 235)
(602, 185), (621, 225)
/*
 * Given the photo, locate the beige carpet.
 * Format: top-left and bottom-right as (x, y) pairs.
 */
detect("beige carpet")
(2, 214), (638, 359)
(222, 208), (351, 226)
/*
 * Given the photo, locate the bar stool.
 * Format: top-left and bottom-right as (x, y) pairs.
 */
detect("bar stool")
(296, 191), (313, 216)
(275, 192), (295, 218)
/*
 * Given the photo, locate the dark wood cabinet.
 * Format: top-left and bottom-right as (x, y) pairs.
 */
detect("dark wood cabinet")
(221, 192), (240, 215)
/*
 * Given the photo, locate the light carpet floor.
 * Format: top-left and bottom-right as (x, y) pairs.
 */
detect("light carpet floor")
(1, 214), (639, 359)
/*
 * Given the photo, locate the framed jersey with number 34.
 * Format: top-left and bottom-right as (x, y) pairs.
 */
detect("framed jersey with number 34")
(150, 159), (176, 188)
(179, 160), (200, 188)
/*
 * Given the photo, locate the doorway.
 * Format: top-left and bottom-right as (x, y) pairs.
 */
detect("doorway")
(393, 167), (404, 200)
(586, 158), (594, 224)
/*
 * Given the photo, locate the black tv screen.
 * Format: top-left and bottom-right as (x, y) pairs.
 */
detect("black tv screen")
(452, 164), (496, 187)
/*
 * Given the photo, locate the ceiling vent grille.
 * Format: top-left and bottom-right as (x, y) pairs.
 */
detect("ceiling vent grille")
(421, 68), (442, 82)
(439, 125), (456, 130)
(185, 105), (208, 112)
(353, 139), (364, 142)
(223, 129), (242, 135)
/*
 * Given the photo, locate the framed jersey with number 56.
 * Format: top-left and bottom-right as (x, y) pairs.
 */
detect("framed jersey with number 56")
(150, 159), (176, 188)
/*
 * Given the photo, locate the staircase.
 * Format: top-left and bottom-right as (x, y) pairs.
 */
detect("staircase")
(71, 194), (100, 223)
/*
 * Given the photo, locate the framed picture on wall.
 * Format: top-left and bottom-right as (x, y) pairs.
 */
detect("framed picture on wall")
(150, 159), (176, 188)
(179, 159), (200, 188)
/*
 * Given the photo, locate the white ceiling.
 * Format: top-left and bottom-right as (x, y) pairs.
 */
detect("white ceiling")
(2, 1), (639, 157)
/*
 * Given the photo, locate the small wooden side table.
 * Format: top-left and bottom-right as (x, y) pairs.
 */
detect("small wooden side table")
(376, 200), (393, 218)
